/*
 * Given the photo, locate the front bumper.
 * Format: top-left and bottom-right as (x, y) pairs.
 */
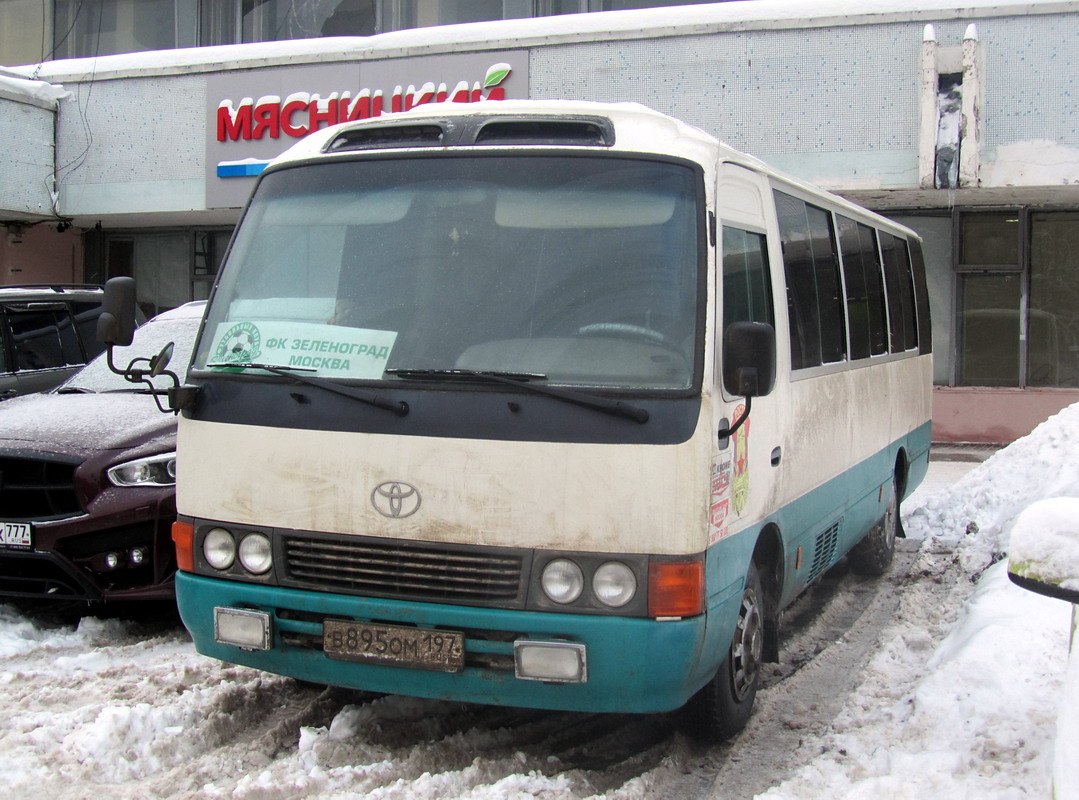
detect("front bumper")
(177, 571), (721, 713)
(0, 486), (177, 602)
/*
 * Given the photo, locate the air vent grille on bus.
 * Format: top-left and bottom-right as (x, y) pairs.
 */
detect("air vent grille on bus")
(474, 119), (614, 147)
(807, 521), (841, 583)
(326, 124), (445, 152)
(282, 534), (527, 607)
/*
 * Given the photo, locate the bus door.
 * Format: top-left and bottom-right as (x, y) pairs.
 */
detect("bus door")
(709, 164), (785, 567)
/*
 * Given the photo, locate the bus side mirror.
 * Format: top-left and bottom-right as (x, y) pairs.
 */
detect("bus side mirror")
(1007, 498), (1079, 604)
(723, 321), (776, 398)
(97, 276), (138, 347)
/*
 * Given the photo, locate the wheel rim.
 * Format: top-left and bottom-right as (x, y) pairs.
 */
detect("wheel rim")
(731, 585), (763, 701)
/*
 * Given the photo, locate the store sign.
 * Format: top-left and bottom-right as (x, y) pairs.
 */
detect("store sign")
(206, 51), (527, 208)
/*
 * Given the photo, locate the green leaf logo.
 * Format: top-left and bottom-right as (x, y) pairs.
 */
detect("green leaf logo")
(484, 63), (512, 89)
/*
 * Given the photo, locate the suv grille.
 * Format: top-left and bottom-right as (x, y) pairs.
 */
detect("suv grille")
(282, 535), (527, 607)
(0, 457), (80, 519)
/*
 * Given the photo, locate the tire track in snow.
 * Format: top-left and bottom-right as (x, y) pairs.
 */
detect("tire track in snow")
(0, 540), (957, 799)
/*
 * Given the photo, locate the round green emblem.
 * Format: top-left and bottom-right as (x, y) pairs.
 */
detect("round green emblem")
(214, 321), (262, 363)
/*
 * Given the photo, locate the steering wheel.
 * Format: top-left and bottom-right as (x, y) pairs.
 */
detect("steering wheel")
(577, 322), (668, 345)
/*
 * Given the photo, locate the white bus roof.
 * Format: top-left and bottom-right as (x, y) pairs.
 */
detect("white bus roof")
(267, 99), (919, 239)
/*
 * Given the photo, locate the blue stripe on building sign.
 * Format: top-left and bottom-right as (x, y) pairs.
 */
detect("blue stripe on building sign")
(217, 161), (269, 178)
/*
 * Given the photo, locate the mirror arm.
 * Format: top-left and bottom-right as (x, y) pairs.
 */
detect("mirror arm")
(718, 394), (752, 440)
(103, 343), (183, 414)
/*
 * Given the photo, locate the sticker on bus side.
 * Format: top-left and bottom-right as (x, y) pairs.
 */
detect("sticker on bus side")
(210, 320), (398, 379)
(732, 403), (751, 516)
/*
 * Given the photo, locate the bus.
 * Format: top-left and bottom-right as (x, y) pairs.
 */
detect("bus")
(105, 100), (931, 738)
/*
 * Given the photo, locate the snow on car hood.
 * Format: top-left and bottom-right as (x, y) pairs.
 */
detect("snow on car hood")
(0, 391), (176, 459)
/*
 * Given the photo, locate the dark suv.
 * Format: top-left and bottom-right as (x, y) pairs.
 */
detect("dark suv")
(0, 285), (133, 400)
(0, 302), (203, 602)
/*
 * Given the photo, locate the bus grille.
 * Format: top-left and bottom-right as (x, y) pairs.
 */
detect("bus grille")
(281, 535), (527, 607)
(0, 456), (81, 520)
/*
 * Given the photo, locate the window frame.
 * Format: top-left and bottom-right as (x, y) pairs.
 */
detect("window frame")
(952, 208), (1028, 387)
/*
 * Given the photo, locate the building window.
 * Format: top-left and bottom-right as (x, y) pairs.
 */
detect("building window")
(957, 272), (1021, 386)
(53, 0), (196, 59)
(956, 212), (1021, 387)
(955, 210), (1079, 389)
(100, 229), (231, 317)
(1029, 212), (1079, 388)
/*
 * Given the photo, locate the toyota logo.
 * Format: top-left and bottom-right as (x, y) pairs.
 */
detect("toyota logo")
(371, 481), (422, 518)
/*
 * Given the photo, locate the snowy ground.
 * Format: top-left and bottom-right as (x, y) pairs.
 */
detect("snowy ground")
(3, 409), (1078, 799)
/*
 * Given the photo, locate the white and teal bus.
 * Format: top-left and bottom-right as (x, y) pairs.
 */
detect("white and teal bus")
(122, 100), (930, 737)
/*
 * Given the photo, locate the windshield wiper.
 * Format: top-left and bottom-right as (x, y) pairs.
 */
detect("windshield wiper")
(208, 362), (408, 417)
(385, 368), (649, 424)
(387, 368), (547, 383)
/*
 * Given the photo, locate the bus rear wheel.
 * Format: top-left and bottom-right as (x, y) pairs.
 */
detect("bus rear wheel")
(685, 562), (764, 741)
(849, 473), (899, 576)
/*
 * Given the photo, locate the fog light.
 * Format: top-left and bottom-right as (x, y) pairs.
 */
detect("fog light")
(104, 552), (121, 570)
(214, 607), (272, 650)
(129, 547), (147, 566)
(514, 641), (587, 683)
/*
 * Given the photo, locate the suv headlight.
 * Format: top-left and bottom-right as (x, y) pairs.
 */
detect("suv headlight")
(107, 452), (177, 487)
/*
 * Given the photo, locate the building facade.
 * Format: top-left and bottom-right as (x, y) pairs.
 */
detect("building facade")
(2, 0), (1079, 443)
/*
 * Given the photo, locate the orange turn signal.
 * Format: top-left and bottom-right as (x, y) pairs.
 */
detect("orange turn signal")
(648, 561), (704, 618)
(172, 521), (195, 572)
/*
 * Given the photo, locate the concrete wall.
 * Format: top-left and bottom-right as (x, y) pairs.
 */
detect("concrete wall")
(530, 23), (922, 189)
(54, 76), (208, 219)
(933, 387), (1079, 443)
(0, 96), (56, 217)
(11, 1), (1079, 223)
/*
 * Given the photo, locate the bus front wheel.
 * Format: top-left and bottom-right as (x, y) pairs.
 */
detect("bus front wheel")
(685, 561), (764, 741)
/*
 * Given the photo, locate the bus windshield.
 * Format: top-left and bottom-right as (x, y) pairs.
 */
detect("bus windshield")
(195, 155), (702, 390)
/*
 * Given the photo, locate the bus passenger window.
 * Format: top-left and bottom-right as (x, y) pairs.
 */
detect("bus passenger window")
(879, 232), (919, 352)
(774, 191), (846, 369)
(837, 215), (889, 359)
(721, 227), (774, 329)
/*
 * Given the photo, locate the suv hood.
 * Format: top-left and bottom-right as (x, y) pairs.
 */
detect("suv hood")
(0, 392), (176, 459)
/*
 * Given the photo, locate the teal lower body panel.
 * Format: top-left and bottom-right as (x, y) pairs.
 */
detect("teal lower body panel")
(176, 572), (723, 714)
(764, 420), (933, 605)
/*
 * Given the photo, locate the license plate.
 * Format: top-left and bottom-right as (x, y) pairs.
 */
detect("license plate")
(0, 522), (31, 548)
(323, 619), (465, 673)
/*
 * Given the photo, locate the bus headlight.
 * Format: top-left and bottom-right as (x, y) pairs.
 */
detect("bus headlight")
(203, 528), (236, 570)
(592, 561), (637, 607)
(541, 559), (584, 604)
(238, 533), (273, 575)
(107, 452), (177, 487)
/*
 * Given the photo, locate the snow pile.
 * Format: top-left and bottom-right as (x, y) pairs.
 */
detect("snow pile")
(758, 564), (1067, 799)
(0, 72), (69, 107)
(906, 401), (1079, 570)
(1008, 498), (1079, 592)
(2, 403), (1079, 799)
(758, 403), (1079, 800)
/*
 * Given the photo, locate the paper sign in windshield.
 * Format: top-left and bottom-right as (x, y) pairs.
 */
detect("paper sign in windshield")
(211, 320), (397, 379)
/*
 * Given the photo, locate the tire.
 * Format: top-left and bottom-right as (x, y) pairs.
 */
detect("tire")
(849, 473), (900, 576)
(684, 562), (764, 741)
